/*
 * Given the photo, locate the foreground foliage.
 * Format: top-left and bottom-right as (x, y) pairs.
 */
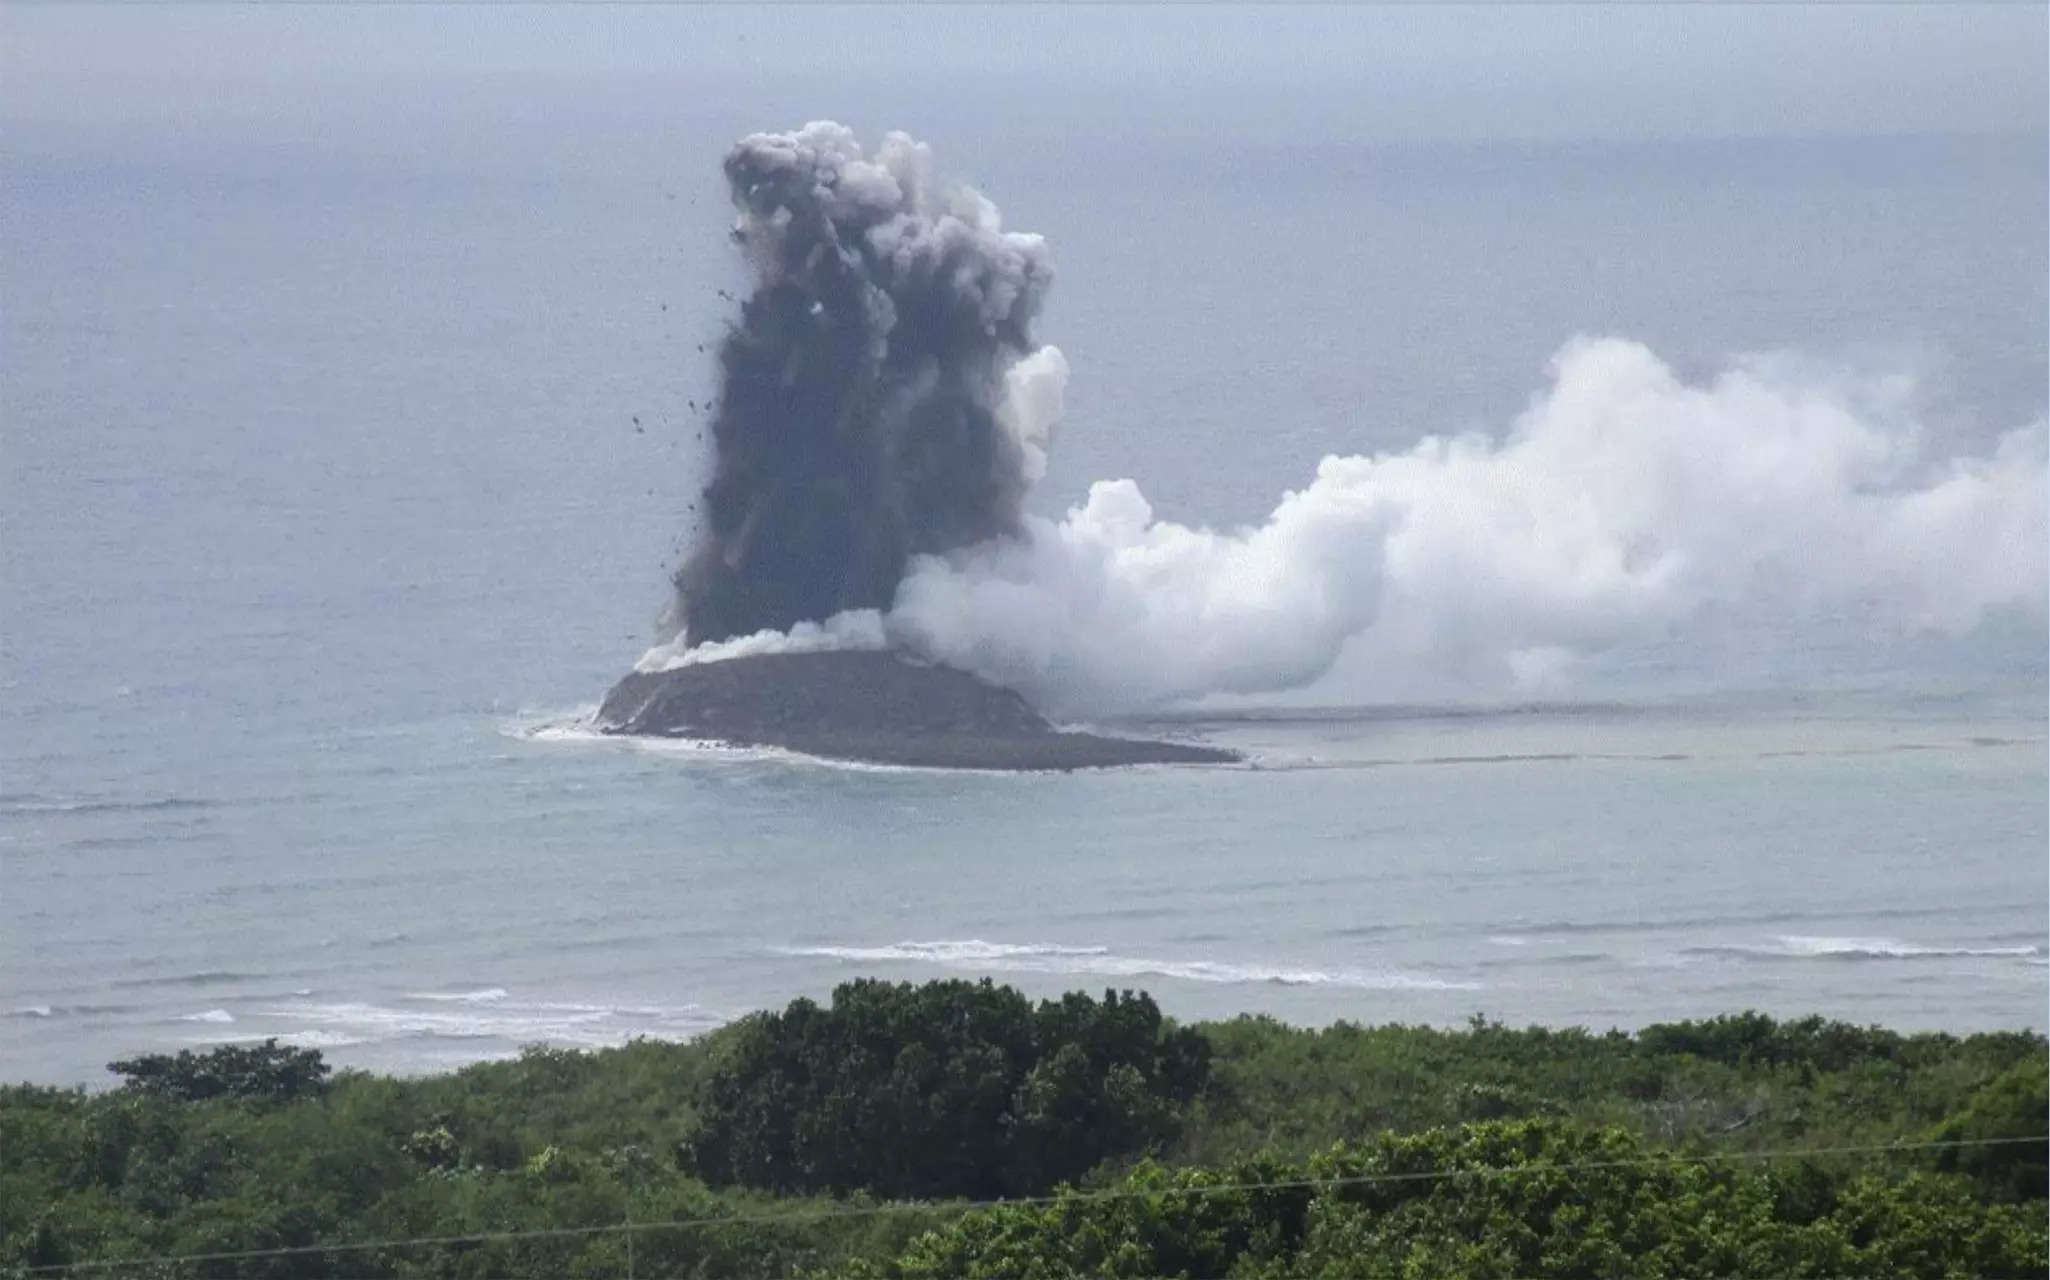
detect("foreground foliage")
(1, 983), (2042, 1278)
(852, 1122), (2047, 1279)
(690, 979), (1210, 1199)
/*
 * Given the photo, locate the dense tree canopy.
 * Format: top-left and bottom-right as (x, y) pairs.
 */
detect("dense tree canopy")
(848, 1122), (2048, 1279)
(688, 979), (1210, 1198)
(1, 987), (2041, 1278)
(106, 1040), (332, 1105)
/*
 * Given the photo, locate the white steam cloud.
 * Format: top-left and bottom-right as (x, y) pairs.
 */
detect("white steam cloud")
(905, 338), (2046, 710)
(897, 338), (2046, 710)
(652, 338), (2044, 714)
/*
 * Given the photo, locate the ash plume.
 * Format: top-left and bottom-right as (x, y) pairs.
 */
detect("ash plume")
(675, 123), (1065, 646)
(650, 125), (2044, 715)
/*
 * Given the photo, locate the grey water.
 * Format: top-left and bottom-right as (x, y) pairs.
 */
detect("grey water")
(5, 50), (2046, 1082)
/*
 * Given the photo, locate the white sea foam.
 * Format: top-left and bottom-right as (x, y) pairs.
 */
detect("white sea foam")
(253, 996), (722, 1049)
(778, 940), (1113, 963)
(191, 1029), (369, 1050)
(1778, 935), (2042, 960)
(775, 939), (1478, 991)
(274, 1029), (367, 1049)
(511, 717), (1001, 775)
(404, 987), (509, 1003)
(181, 1008), (235, 1024)
(1686, 935), (2044, 962)
(511, 719), (790, 762)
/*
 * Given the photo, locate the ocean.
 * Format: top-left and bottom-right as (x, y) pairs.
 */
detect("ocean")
(4, 79), (2044, 1083)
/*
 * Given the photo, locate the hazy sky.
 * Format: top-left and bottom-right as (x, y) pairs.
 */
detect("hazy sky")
(6, 3), (2045, 148)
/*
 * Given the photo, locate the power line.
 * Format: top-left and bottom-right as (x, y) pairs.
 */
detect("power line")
(24, 1133), (2046, 1275)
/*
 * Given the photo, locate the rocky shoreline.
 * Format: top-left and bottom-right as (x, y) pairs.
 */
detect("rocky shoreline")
(596, 651), (1237, 771)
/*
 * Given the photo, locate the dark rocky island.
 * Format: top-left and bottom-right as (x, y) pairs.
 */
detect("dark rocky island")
(596, 650), (1237, 771)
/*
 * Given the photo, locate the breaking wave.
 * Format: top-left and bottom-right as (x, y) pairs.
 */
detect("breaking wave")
(199, 993), (727, 1051)
(0, 791), (215, 817)
(1683, 935), (2045, 963)
(403, 987), (510, 1004)
(774, 939), (1478, 991)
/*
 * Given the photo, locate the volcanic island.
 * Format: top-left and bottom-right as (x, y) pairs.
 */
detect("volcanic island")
(598, 125), (1237, 770)
(596, 651), (1238, 771)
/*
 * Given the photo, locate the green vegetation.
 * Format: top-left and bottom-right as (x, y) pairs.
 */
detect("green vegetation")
(2, 982), (2043, 1278)
(850, 1124), (2047, 1279)
(105, 1042), (332, 1106)
(691, 980), (1207, 1199)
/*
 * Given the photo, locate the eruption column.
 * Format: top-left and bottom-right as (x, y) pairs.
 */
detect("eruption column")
(652, 123), (2044, 716)
(677, 123), (1064, 646)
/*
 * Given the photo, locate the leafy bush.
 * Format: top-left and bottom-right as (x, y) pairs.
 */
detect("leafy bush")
(106, 1039), (331, 1104)
(688, 979), (1210, 1198)
(1930, 1053), (2049, 1201)
(1635, 1012), (1903, 1073)
(849, 1121), (2050, 1279)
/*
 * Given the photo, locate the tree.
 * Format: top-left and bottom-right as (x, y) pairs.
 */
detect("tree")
(1930, 1053), (2048, 1201)
(689, 979), (1210, 1199)
(108, 1039), (331, 1103)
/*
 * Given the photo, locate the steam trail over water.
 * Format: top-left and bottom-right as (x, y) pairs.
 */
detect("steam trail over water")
(676, 122), (1066, 645)
(657, 123), (2047, 711)
(894, 341), (2048, 711)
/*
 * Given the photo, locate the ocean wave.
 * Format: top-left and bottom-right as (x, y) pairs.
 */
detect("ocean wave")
(1322, 923), (1403, 941)
(1214, 751), (1669, 773)
(1475, 951), (1612, 971)
(1499, 902), (2017, 938)
(7, 1002), (137, 1020)
(515, 719), (1032, 775)
(403, 988), (509, 1004)
(504, 716), (640, 750)
(111, 970), (257, 990)
(272, 1029), (366, 1050)
(1683, 935), (2044, 963)
(1223, 742), (2035, 773)
(0, 792), (214, 817)
(64, 831), (214, 851)
(180, 1009), (235, 1024)
(184, 1029), (368, 1051)
(779, 941), (1112, 964)
(238, 996), (723, 1050)
(775, 939), (1479, 991)
(508, 715), (779, 762)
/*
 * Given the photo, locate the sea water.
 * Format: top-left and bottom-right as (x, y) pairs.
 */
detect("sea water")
(4, 85), (2043, 1082)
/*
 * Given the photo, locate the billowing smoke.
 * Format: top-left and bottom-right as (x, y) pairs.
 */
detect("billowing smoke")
(887, 339), (2046, 712)
(675, 122), (1067, 646)
(653, 125), (2046, 713)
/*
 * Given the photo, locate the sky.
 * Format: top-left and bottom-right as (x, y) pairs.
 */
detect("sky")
(5, 3), (2045, 150)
